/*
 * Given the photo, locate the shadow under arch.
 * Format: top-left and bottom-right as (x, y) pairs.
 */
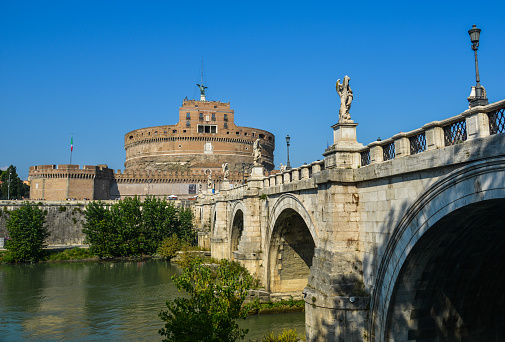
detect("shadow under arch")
(264, 193), (319, 293)
(228, 200), (246, 260)
(370, 156), (505, 341)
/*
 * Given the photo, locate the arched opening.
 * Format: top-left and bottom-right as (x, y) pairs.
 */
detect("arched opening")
(268, 208), (315, 293)
(230, 209), (244, 260)
(386, 199), (505, 340)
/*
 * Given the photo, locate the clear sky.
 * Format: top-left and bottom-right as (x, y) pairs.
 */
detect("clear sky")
(1, 1), (504, 180)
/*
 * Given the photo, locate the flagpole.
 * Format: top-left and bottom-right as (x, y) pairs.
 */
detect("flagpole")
(70, 134), (73, 165)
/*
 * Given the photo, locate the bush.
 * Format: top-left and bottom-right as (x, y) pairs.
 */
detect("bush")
(5, 202), (49, 262)
(159, 259), (256, 342)
(46, 247), (94, 261)
(157, 235), (182, 260)
(262, 329), (303, 342)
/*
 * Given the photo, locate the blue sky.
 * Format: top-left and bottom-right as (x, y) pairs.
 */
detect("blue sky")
(1, 1), (504, 180)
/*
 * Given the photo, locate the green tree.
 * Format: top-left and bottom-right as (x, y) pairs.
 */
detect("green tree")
(1, 165), (29, 200)
(142, 196), (179, 254)
(82, 196), (195, 258)
(5, 202), (49, 262)
(159, 259), (255, 342)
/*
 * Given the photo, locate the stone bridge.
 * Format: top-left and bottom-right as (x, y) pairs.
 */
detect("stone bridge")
(195, 99), (505, 341)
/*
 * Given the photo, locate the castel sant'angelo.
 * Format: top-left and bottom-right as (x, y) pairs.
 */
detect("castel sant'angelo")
(29, 85), (275, 200)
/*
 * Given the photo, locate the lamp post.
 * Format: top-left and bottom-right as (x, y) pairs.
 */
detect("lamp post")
(7, 172), (11, 200)
(242, 162), (245, 184)
(285, 135), (291, 170)
(468, 25), (488, 107)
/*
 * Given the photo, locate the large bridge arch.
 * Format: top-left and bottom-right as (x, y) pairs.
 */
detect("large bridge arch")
(228, 201), (246, 260)
(371, 156), (505, 341)
(264, 194), (319, 293)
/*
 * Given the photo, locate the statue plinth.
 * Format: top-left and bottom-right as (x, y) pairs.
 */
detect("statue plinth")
(250, 165), (264, 179)
(332, 121), (362, 147)
(220, 180), (230, 190)
(323, 121), (363, 169)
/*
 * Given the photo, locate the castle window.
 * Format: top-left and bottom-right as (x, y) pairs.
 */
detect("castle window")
(224, 123), (228, 129)
(173, 130), (177, 133)
(129, 135), (133, 139)
(236, 132), (240, 135)
(186, 112), (190, 120)
(244, 132), (248, 136)
(198, 124), (217, 134)
(252, 132), (255, 137)
(211, 113), (216, 121)
(195, 105), (198, 107)
(186, 121), (191, 127)
(199, 113), (203, 120)
(214, 106), (217, 108)
(259, 134), (265, 139)
(224, 114), (228, 121)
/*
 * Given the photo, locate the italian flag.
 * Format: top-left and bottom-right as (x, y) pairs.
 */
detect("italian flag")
(71, 136), (73, 152)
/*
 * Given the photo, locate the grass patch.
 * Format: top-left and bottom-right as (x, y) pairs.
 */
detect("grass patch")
(45, 247), (95, 261)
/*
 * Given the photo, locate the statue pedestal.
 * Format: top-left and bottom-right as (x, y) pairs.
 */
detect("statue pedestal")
(250, 165), (264, 179)
(220, 180), (230, 191)
(332, 122), (360, 148)
(323, 122), (363, 169)
(248, 165), (264, 189)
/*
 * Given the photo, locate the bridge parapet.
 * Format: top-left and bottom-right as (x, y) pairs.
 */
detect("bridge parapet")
(351, 99), (505, 168)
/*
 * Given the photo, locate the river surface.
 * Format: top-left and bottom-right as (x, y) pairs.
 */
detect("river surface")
(0, 259), (305, 341)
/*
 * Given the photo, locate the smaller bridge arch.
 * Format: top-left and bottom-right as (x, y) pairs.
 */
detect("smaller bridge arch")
(264, 194), (319, 293)
(228, 201), (246, 260)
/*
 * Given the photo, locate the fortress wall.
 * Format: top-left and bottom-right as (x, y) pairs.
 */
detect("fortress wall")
(0, 202), (87, 245)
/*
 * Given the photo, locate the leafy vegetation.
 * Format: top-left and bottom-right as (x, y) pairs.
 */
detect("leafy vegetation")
(45, 247), (94, 261)
(159, 258), (256, 342)
(0, 165), (29, 200)
(261, 329), (304, 342)
(82, 196), (195, 258)
(157, 235), (182, 260)
(4, 202), (49, 262)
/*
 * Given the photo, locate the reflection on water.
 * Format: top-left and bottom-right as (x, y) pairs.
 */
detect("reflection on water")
(0, 260), (304, 341)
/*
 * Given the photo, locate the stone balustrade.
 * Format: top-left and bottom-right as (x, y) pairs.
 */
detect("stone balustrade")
(358, 99), (505, 166)
(209, 100), (505, 197)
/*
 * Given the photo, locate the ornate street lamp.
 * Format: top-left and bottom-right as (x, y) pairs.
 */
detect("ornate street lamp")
(242, 162), (245, 184)
(7, 172), (11, 200)
(285, 135), (291, 170)
(468, 25), (488, 107)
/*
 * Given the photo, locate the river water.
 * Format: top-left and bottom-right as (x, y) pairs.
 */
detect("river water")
(0, 259), (305, 341)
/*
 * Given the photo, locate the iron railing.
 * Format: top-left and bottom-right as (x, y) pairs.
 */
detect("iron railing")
(443, 120), (467, 146)
(409, 132), (426, 155)
(383, 142), (395, 161)
(361, 150), (371, 166)
(488, 108), (505, 135)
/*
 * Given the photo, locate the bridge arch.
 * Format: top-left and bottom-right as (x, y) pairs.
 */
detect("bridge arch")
(371, 156), (505, 341)
(264, 194), (319, 293)
(228, 201), (246, 260)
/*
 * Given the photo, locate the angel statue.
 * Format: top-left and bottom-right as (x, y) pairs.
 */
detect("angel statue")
(197, 83), (208, 96)
(279, 163), (286, 172)
(222, 162), (229, 181)
(336, 75), (353, 123)
(253, 139), (262, 166)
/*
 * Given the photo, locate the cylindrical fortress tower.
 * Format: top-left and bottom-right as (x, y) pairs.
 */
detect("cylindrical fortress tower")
(124, 98), (275, 178)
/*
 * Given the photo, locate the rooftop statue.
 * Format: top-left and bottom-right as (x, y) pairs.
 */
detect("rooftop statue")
(336, 75), (353, 123)
(197, 83), (208, 96)
(253, 139), (262, 166)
